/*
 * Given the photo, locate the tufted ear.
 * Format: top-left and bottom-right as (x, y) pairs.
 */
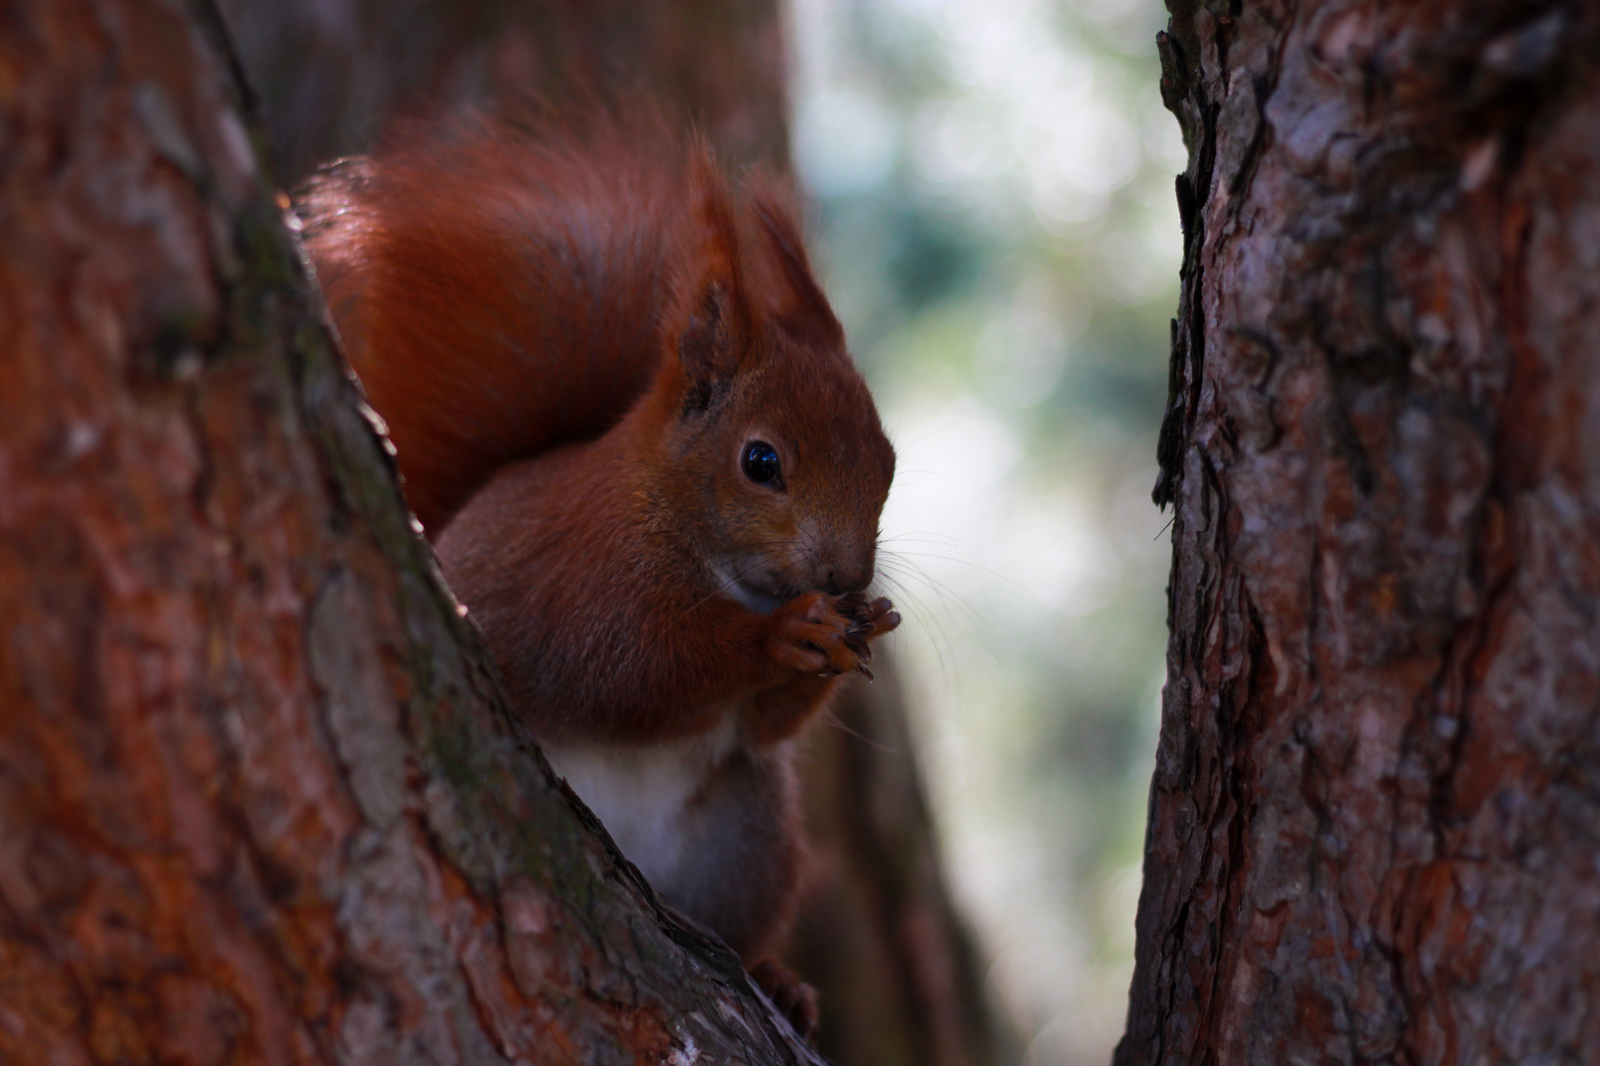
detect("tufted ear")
(675, 274), (745, 389)
(667, 144), (751, 410)
(749, 181), (844, 348)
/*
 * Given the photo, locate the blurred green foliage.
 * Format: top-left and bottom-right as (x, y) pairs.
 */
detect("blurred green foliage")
(791, 0), (1180, 1061)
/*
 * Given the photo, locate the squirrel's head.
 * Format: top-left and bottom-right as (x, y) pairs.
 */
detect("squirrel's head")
(645, 162), (895, 614)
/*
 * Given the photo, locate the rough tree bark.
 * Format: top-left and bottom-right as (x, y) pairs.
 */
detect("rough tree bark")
(0, 2), (821, 1061)
(1119, 1), (1600, 1063)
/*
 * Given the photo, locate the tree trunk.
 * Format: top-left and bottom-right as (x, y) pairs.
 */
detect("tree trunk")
(791, 660), (1012, 1066)
(0, 2), (820, 1061)
(216, 0), (790, 186)
(1120, 2), (1600, 1063)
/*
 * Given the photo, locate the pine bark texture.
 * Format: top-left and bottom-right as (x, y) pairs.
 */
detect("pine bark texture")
(1120, 1), (1600, 1064)
(0, 2), (822, 1062)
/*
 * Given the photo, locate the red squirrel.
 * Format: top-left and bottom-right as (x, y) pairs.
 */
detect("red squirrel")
(298, 114), (899, 1028)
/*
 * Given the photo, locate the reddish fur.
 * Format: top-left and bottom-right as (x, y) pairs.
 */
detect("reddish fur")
(301, 116), (688, 532)
(299, 115), (898, 976)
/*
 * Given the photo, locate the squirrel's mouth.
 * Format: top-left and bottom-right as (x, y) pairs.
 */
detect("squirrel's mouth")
(711, 558), (793, 615)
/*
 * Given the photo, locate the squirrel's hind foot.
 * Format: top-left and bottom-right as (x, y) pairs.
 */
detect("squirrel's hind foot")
(748, 957), (820, 1044)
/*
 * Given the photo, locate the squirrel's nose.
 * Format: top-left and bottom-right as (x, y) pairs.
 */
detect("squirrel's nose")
(825, 554), (875, 596)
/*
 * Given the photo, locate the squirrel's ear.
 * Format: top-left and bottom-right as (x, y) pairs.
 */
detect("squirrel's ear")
(669, 145), (750, 402)
(675, 275), (745, 386)
(750, 180), (844, 348)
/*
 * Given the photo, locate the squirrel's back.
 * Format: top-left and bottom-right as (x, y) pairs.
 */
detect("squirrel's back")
(299, 115), (699, 532)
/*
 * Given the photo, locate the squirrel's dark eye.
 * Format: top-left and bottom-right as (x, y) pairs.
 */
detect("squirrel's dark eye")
(742, 441), (782, 486)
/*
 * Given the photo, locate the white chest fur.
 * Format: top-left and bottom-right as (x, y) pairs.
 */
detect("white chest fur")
(541, 714), (742, 893)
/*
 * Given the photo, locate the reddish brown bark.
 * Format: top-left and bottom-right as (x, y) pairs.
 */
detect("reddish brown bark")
(1121, 1), (1600, 1063)
(0, 2), (820, 1061)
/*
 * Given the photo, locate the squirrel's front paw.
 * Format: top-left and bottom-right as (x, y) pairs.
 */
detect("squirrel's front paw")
(771, 591), (900, 680)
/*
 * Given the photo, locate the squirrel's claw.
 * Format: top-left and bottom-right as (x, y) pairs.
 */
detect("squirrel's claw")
(772, 590), (899, 679)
